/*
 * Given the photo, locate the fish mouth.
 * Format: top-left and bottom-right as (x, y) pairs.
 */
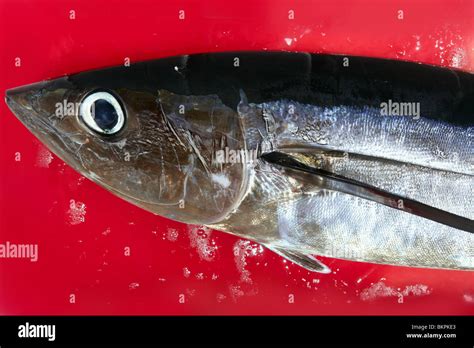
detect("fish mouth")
(5, 81), (55, 137)
(5, 78), (84, 147)
(5, 77), (76, 134)
(5, 80), (90, 176)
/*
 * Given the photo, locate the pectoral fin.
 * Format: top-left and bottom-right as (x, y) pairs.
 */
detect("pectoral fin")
(261, 151), (474, 234)
(267, 245), (332, 274)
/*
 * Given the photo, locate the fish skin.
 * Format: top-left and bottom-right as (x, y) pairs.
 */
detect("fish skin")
(4, 52), (474, 271)
(210, 98), (474, 270)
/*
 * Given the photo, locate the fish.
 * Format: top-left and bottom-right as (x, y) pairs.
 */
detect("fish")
(5, 52), (474, 273)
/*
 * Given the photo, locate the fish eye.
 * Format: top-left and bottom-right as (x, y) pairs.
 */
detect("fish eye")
(79, 91), (125, 135)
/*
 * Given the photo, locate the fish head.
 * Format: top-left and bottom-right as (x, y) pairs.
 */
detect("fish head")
(5, 75), (247, 225)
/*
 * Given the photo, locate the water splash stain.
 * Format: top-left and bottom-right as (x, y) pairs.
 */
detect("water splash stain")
(67, 199), (86, 225)
(360, 281), (431, 301)
(187, 225), (217, 261)
(36, 146), (53, 168)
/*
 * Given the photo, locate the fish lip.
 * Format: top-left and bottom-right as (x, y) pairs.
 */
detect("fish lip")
(5, 87), (29, 123)
(4, 81), (69, 162)
(5, 86), (21, 112)
(5, 80), (71, 139)
(5, 81), (48, 121)
(5, 86), (38, 134)
(5, 81), (93, 181)
(5, 78), (71, 119)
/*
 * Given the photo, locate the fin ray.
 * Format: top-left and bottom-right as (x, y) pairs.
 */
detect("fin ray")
(267, 245), (332, 274)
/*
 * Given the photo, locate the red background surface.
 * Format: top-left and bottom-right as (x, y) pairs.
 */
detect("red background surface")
(0, 0), (473, 315)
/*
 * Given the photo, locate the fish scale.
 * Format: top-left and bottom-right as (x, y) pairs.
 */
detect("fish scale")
(258, 101), (474, 175)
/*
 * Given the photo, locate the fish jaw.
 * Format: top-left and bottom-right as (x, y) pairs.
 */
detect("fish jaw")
(5, 79), (95, 178)
(6, 81), (68, 147)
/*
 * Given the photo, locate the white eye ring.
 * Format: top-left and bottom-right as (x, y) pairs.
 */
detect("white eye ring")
(79, 91), (125, 135)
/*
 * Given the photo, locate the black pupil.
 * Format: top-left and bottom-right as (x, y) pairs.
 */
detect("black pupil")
(92, 99), (119, 131)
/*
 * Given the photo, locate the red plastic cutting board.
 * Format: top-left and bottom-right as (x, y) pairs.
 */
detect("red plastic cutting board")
(0, 0), (473, 315)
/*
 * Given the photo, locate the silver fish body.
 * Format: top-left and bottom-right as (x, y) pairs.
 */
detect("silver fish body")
(5, 52), (474, 272)
(211, 99), (474, 270)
